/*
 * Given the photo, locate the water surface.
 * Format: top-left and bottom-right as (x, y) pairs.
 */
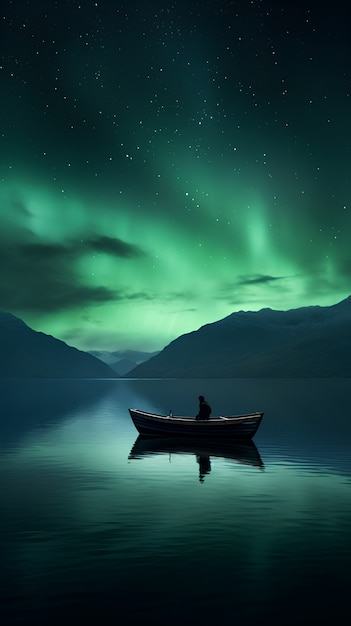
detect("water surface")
(1, 378), (350, 624)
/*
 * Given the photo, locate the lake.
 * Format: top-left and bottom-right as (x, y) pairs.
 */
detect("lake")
(1, 378), (350, 624)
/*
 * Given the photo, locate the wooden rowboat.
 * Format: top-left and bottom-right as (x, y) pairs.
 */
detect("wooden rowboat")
(128, 408), (264, 439)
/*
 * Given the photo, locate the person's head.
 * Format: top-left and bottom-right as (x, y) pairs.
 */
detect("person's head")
(199, 395), (205, 402)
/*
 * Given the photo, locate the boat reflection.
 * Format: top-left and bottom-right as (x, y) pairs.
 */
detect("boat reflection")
(129, 435), (264, 481)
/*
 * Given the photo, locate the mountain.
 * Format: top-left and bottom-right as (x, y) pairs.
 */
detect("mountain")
(0, 312), (116, 378)
(125, 296), (351, 378)
(110, 358), (139, 376)
(89, 349), (160, 375)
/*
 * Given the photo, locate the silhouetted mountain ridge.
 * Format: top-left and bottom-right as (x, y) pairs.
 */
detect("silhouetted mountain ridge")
(0, 312), (116, 378)
(125, 297), (351, 378)
(89, 349), (160, 375)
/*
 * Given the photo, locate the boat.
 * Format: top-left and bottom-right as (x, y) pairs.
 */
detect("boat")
(129, 435), (264, 469)
(128, 408), (264, 439)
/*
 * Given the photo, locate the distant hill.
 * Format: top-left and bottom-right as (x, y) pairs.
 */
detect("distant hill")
(0, 312), (116, 378)
(125, 296), (351, 378)
(89, 349), (160, 375)
(109, 358), (139, 376)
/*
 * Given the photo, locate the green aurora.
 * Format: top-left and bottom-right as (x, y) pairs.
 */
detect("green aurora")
(1, 1), (350, 351)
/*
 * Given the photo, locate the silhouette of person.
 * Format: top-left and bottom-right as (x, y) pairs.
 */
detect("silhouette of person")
(196, 395), (211, 420)
(196, 455), (211, 482)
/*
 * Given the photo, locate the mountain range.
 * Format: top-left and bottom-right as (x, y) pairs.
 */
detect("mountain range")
(0, 312), (116, 378)
(1, 297), (350, 378)
(125, 296), (351, 378)
(88, 349), (160, 375)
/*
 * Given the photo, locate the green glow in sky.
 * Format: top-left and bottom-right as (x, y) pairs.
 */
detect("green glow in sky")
(1, 2), (350, 351)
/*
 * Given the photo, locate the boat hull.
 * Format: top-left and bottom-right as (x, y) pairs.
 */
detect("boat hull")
(128, 409), (263, 439)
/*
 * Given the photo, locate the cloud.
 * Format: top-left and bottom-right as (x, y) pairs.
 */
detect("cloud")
(212, 274), (295, 308)
(237, 274), (284, 286)
(81, 235), (145, 258)
(20, 242), (73, 261)
(0, 274), (119, 313)
(0, 230), (146, 313)
(17, 236), (145, 262)
(124, 291), (156, 301)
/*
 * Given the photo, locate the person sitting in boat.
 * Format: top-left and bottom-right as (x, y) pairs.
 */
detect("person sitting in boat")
(196, 395), (211, 420)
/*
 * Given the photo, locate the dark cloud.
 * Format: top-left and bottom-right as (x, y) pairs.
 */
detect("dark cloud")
(43, 284), (119, 311)
(0, 271), (119, 313)
(124, 291), (156, 301)
(237, 275), (284, 286)
(80, 235), (145, 258)
(125, 290), (194, 302)
(20, 242), (73, 261)
(16, 236), (145, 262)
(0, 230), (146, 313)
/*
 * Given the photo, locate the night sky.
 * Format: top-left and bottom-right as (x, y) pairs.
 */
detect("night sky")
(1, 1), (350, 352)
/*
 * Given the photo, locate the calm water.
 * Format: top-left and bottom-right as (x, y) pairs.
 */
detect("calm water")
(1, 378), (350, 624)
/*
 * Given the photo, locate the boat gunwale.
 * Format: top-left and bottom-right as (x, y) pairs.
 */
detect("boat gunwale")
(129, 408), (263, 424)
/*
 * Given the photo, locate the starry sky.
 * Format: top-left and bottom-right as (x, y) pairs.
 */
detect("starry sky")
(1, 0), (350, 352)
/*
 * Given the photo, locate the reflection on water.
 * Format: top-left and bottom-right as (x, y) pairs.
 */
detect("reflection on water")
(196, 454), (211, 481)
(1, 378), (351, 624)
(129, 435), (264, 481)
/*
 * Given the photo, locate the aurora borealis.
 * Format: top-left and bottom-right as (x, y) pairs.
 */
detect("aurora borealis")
(1, 1), (350, 352)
